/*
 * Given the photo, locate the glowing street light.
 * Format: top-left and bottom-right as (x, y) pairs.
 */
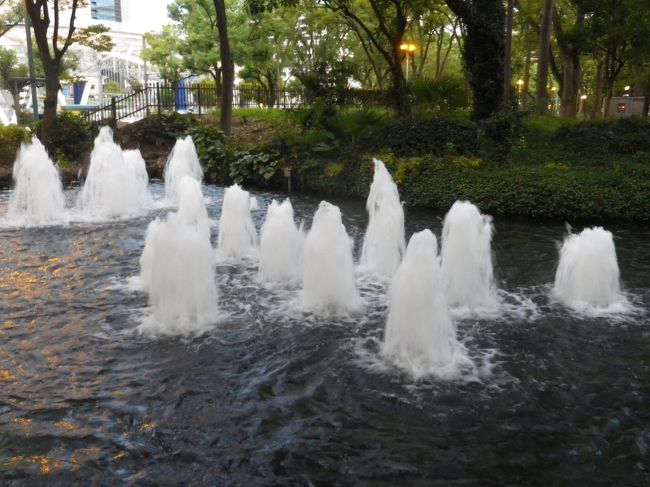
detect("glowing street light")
(399, 43), (416, 82)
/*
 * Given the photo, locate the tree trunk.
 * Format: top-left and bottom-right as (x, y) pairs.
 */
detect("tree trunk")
(560, 51), (580, 117)
(535, 0), (553, 114)
(503, 0), (514, 104)
(390, 47), (410, 116)
(591, 58), (605, 119)
(214, 0), (232, 136)
(447, 0), (505, 120)
(41, 63), (60, 144)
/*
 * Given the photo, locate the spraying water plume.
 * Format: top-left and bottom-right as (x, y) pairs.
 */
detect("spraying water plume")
(259, 199), (304, 282)
(7, 137), (65, 224)
(360, 158), (405, 276)
(164, 136), (203, 202)
(441, 201), (498, 310)
(553, 226), (625, 311)
(302, 201), (361, 315)
(216, 184), (257, 260)
(139, 176), (217, 335)
(382, 230), (471, 379)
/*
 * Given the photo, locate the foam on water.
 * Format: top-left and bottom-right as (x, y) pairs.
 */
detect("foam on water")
(216, 184), (257, 260)
(164, 136), (203, 202)
(441, 200), (498, 311)
(138, 177), (218, 336)
(259, 198), (304, 282)
(6, 137), (65, 224)
(359, 158), (405, 276)
(302, 201), (362, 315)
(78, 127), (151, 218)
(552, 226), (628, 313)
(382, 229), (473, 379)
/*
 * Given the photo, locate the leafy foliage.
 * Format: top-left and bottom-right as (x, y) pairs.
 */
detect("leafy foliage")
(229, 150), (281, 185)
(188, 124), (227, 182)
(0, 124), (30, 163)
(35, 112), (94, 164)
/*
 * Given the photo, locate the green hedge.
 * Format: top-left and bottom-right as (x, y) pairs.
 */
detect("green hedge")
(553, 117), (650, 155)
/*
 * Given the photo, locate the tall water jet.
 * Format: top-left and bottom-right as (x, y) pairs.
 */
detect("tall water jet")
(441, 200), (497, 310)
(383, 230), (470, 379)
(553, 226), (624, 311)
(164, 136), (203, 202)
(7, 137), (65, 223)
(138, 176), (217, 335)
(216, 184), (257, 260)
(259, 199), (304, 282)
(360, 158), (406, 276)
(123, 149), (153, 208)
(78, 127), (150, 218)
(302, 201), (361, 315)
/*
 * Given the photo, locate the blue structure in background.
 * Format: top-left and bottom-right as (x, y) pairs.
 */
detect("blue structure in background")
(176, 80), (188, 112)
(73, 82), (85, 104)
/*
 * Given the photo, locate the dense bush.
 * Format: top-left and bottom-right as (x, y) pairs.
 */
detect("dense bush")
(409, 77), (469, 112)
(383, 116), (479, 157)
(121, 113), (198, 147)
(553, 117), (650, 155)
(36, 112), (94, 165)
(0, 125), (30, 163)
(188, 124), (227, 183)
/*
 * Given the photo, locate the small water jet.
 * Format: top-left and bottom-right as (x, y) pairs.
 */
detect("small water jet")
(302, 201), (361, 315)
(78, 127), (150, 218)
(259, 199), (304, 282)
(553, 226), (625, 311)
(164, 136), (203, 202)
(441, 200), (497, 310)
(138, 176), (217, 335)
(360, 158), (405, 276)
(216, 184), (257, 260)
(383, 229), (471, 379)
(7, 137), (65, 223)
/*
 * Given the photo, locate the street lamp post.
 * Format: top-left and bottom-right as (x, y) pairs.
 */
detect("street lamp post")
(399, 43), (416, 82)
(516, 79), (524, 108)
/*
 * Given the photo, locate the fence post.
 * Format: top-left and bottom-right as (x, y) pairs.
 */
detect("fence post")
(110, 96), (117, 127)
(156, 83), (162, 116)
(197, 84), (202, 116)
(145, 85), (150, 117)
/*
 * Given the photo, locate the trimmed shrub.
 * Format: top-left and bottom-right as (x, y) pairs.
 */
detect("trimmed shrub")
(383, 116), (479, 157)
(36, 112), (94, 165)
(0, 125), (30, 164)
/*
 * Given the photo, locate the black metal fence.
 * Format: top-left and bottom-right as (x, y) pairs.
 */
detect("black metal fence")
(83, 83), (388, 124)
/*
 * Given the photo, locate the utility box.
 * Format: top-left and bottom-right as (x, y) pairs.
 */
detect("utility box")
(609, 96), (645, 118)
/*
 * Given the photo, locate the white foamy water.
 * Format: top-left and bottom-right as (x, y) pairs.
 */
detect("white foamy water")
(359, 158), (405, 276)
(259, 198), (304, 282)
(164, 136), (203, 202)
(382, 229), (473, 379)
(138, 177), (218, 336)
(216, 184), (257, 261)
(302, 201), (362, 315)
(6, 137), (66, 225)
(441, 200), (498, 311)
(552, 226), (628, 313)
(78, 127), (152, 218)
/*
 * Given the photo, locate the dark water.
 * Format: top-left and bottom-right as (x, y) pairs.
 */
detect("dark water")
(1, 184), (649, 486)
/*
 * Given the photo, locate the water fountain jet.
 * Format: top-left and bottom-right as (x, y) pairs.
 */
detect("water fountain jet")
(302, 201), (361, 315)
(441, 200), (497, 310)
(259, 199), (304, 282)
(553, 226), (625, 311)
(216, 184), (257, 260)
(360, 158), (405, 276)
(164, 136), (203, 202)
(383, 229), (471, 379)
(138, 176), (217, 335)
(7, 137), (65, 223)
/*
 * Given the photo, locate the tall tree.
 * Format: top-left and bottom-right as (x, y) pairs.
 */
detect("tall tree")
(25, 0), (111, 144)
(535, 0), (554, 114)
(445, 0), (506, 120)
(214, 0), (233, 135)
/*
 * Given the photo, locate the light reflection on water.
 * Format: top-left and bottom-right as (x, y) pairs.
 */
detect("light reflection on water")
(0, 182), (648, 485)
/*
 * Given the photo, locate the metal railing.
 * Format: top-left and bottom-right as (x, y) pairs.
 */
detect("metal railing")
(83, 83), (387, 124)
